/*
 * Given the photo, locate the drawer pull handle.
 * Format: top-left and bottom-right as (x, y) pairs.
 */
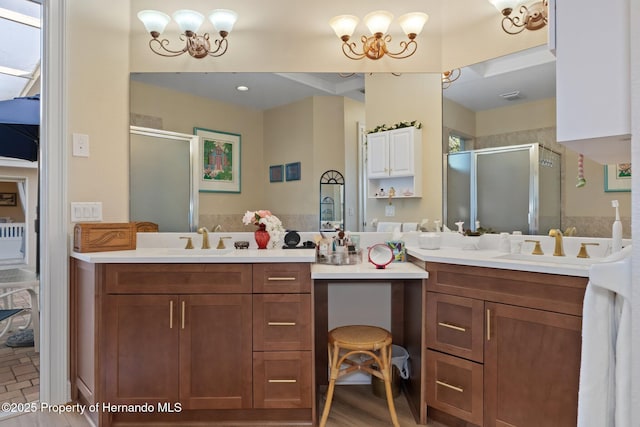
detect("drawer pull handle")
(267, 277), (296, 281)
(181, 300), (185, 329)
(268, 322), (297, 326)
(438, 322), (466, 332)
(487, 309), (491, 341)
(268, 379), (297, 383)
(436, 380), (464, 393)
(169, 300), (174, 329)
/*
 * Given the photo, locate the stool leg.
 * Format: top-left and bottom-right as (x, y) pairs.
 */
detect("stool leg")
(381, 345), (400, 427)
(319, 343), (340, 427)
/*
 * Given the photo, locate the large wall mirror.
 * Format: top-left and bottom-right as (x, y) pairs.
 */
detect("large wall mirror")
(442, 45), (562, 234)
(130, 72), (364, 233)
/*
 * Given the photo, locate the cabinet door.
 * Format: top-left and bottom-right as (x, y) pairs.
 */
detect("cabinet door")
(388, 127), (414, 177)
(179, 294), (253, 409)
(253, 351), (312, 409)
(484, 303), (581, 427)
(367, 132), (389, 178)
(104, 295), (179, 404)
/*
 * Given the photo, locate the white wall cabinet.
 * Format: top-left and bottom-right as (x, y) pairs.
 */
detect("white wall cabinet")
(555, 0), (631, 164)
(367, 127), (422, 198)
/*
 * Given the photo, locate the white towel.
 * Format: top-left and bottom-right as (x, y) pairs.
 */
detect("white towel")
(578, 245), (632, 427)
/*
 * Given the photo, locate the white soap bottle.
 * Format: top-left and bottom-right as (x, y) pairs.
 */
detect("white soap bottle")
(611, 200), (622, 253)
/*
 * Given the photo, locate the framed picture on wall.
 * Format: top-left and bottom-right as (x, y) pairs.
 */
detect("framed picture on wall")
(604, 163), (631, 192)
(285, 162), (301, 181)
(195, 127), (241, 193)
(0, 193), (16, 206)
(269, 165), (283, 182)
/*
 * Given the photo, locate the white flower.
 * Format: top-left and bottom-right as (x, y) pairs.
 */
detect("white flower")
(242, 210), (285, 248)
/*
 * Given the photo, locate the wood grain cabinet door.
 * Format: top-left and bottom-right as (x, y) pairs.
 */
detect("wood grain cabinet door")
(179, 294), (253, 410)
(427, 292), (484, 363)
(484, 302), (582, 427)
(104, 295), (180, 404)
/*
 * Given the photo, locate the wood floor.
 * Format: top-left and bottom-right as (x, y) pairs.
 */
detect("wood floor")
(0, 385), (446, 426)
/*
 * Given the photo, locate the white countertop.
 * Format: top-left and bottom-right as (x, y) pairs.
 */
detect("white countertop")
(71, 248), (316, 263)
(311, 261), (428, 280)
(69, 231), (624, 278)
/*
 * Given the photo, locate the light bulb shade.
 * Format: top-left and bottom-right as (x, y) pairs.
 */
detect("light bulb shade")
(363, 10), (393, 35)
(397, 12), (429, 36)
(209, 9), (238, 34)
(172, 9), (204, 34)
(137, 10), (171, 35)
(329, 15), (359, 38)
(488, 0), (518, 12)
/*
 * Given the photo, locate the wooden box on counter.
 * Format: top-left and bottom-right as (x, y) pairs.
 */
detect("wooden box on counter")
(73, 221), (158, 253)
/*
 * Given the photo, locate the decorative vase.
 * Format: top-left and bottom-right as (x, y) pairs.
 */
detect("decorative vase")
(254, 223), (270, 249)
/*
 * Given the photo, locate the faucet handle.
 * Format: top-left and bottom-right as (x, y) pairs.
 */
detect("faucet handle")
(217, 236), (231, 250)
(577, 242), (599, 258)
(524, 239), (544, 255)
(180, 236), (194, 249)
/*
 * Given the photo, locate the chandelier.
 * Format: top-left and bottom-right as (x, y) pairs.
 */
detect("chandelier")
(487, 0), (548, 35)
(137, 9), (238, 58)
(329, 11), (429, 60)
(442, 69), (461, 89)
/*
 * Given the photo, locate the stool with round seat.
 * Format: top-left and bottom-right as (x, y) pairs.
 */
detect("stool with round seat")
(319, 325), (399, 427)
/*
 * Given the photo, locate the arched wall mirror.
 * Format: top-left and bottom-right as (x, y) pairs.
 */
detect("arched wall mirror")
(319, 170), (344, 231)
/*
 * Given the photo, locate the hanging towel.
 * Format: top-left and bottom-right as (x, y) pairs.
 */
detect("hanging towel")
(577, 245), (632, 427)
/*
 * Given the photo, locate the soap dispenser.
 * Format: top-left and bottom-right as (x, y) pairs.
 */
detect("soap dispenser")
(611, 200), (622, 253)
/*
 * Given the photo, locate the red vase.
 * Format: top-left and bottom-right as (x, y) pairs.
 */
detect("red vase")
(254, 223), (270, 249)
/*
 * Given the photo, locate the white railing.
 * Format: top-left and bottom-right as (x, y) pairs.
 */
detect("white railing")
(0, 223), (25, 259)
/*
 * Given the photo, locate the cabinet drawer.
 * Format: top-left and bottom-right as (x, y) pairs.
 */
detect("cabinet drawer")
(105, 263), (252, 294)
(253, 294), (311, 351)
(253, 351), (312, 409)
(426, 350), (483, 426)
(253, 263), (311, 293)
(427, 292), (484, 363)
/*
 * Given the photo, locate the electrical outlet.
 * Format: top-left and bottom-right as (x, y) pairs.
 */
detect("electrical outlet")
(385, 205), (395, 217)
(72, 133), (90, 157)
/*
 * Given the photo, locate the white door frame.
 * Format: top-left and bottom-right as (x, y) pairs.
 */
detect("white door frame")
(40, 0), (69, 404)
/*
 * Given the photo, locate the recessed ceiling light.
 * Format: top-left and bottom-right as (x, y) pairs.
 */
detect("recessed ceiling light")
(236, 85), (249, 92)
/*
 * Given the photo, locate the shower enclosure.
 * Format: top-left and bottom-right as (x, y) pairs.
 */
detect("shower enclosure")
(445, 143), (561, 234)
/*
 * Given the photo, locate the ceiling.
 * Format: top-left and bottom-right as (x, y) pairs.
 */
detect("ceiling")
(132, 45), (556, 112)
(0, 0), (41, 101)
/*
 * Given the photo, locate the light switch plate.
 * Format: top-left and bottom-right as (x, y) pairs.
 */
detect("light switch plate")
(71, 202), (102, 222)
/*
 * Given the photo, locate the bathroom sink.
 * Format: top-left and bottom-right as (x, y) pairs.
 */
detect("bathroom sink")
(165, 248), (235, 256)
(495, 253), (601, 266)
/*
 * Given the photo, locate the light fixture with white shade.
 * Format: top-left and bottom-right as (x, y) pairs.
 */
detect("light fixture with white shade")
(329, 10), (428, 60)
(137, 9), (238, 59)
(487, 0), (548, 35)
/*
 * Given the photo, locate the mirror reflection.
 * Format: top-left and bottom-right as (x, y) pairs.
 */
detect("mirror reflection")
(319, 170), (345, 231)
(442, 46), (563, 234)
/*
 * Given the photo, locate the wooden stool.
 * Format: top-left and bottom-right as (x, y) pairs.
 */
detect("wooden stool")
(319, 325), (399, 427)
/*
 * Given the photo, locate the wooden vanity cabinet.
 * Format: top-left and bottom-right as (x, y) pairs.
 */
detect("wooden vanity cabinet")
(423, 262), (587, 427)
(70, 260), (313, 427)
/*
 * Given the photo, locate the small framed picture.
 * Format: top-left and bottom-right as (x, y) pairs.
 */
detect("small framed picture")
(0, 193), (16, 206)
(269, 165), (283, 182)
(604, 163), (631, 192)
(195, 127), (241, 193)
(286, 162), (301, 181)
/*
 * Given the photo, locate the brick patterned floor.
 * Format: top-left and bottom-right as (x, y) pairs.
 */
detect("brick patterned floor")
(0, 291), (39, 405)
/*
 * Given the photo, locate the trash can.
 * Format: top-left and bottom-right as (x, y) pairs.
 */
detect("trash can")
(372, 345), (410, 399)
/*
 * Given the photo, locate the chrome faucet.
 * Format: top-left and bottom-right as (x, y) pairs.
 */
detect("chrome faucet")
(197, 227), (211, 249)
(548, 229), (565, 256)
